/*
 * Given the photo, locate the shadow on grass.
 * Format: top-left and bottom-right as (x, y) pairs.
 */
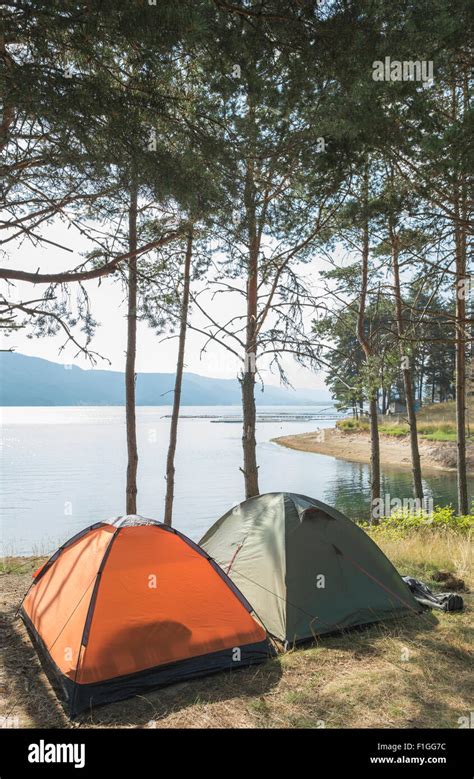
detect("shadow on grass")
(86, 613), (438, 727)
(4, 611), (282, 728)
(79, 657), (282, 727)
(291, 610), (441, 656)
(2, 617), (68, 728)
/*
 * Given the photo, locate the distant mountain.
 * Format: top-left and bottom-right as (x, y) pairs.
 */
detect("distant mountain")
(0, 352), (331, 406)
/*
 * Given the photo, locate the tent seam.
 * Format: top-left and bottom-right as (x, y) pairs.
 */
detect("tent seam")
(69, 527), (121, 715)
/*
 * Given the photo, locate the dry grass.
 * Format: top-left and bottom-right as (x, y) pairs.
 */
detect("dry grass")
(337, 398), (474, 443)
(0, 556), (45, 576)
(1, 531), (472, 730)
(373, 530), (473, 590)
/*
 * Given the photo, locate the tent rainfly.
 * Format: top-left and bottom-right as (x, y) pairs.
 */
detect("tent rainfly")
(21, 516), (272, 716)
(199, 492), (421, 644)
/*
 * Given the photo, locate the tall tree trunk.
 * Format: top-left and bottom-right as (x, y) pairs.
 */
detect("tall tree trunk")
(452, 82), (469, 515)
(389, 221), (424, 502)
(454, 205), (468, 514)
(125, 180), (138, 515)
(356, 165), (380, 520)
(240, 154), (260, 499)
(0, 34), (14, 155)
(368, 396), (381, 514)
(241, 235), (259, 498)
(164, 229), (193, 526)
(241, 369), (259, 498)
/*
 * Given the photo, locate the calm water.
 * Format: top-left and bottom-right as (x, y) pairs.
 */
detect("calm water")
(0, 405), (459, 556)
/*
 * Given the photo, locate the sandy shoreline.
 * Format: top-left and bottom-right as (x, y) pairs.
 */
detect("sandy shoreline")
(273, 427), (474, 474)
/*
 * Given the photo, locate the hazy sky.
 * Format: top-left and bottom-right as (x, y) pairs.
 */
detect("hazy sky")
(1, 220), (330, 391)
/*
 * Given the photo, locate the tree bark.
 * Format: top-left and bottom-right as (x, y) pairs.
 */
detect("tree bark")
(240, 155), (260, 499)
(164, 229), (193, 526)
(240, 237), (260, 498)
(241, 368), (259, 498)
(356, 165), (380, 521)
(125, 180), (138, 515)
(389, 221), (424, 502)
(454, 203), (469, 514)
(0, 33), (14, 155)
(452, 82), (469, 515)
(368, 395), (381, 514)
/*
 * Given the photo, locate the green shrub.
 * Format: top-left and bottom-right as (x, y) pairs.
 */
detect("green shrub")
(336, 418), (369, 432)
(378, 425), (409, 437)
(359, 504), (474, 538)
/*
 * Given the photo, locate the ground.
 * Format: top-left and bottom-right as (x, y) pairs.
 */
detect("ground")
(274, 427), (474, 474)
(273, 399), (474, 475)
(1, 530), (472, 730)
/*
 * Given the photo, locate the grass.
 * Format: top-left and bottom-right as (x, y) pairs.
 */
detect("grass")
(421, 431), (457, 442)
(378, 426), (410, 437)
(0, 556), (45, 575)
(369, 528), (472, 590)
(336, 398), (474, 442)
(0, 525), (472, 729)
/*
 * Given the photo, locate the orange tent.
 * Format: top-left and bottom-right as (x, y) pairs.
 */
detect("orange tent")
(21, 516), (271, 716)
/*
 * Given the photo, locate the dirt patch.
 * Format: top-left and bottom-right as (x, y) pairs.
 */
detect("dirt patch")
(273, 427), (474, 474)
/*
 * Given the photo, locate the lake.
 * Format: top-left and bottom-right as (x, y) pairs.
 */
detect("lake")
(0, 405), (459, 556)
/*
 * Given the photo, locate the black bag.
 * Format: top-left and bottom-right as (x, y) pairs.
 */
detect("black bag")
(403, 576), (464, 612)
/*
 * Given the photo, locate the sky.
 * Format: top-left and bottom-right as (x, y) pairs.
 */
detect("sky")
(1, 220), (330, 392)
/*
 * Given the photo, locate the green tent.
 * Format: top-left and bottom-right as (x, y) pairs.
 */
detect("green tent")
(200, 492), (420, 643)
